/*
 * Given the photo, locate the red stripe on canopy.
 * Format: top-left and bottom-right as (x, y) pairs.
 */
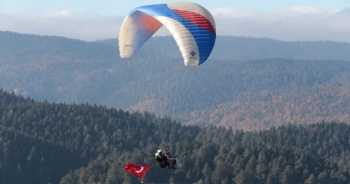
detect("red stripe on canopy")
(173, 9), (216, 34)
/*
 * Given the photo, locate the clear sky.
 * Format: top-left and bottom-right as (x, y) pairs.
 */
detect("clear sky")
(0, 0), (349, 42)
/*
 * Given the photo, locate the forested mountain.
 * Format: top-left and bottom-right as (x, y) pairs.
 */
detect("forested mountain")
(1, 90), (350, 183)
(1, 31), (350, 131)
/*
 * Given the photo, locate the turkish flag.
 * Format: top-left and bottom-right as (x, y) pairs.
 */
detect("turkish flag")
(124, 162), (152, 180)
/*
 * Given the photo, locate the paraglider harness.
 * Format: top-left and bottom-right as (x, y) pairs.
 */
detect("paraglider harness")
(155, 149), (178, 169)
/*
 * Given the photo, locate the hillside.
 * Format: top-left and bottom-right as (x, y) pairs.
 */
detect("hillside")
(1, 90), (350, 183)
(1, 31), (350, 130)
(185, 81), (350, 130)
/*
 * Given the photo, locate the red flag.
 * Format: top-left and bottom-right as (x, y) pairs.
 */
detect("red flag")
(124, 162), (152, 180)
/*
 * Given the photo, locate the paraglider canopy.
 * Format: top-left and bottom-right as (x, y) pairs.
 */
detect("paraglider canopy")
(119, 2), (216, 66)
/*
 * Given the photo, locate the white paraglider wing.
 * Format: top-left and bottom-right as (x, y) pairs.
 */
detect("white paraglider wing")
(119, 2), (216, 66)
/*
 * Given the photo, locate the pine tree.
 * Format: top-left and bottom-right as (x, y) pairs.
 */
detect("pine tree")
(304, 173), (316, 184)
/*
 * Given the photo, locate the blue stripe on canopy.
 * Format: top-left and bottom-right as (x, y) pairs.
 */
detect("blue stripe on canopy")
(128, 4), (216, 64)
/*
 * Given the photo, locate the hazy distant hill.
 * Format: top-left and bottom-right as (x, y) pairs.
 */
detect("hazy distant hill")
(1, 31), (350, 130)
(97, 36), (350, 61)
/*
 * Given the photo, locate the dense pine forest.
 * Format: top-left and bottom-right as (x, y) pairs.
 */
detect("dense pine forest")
(1, 90), (350, 183)
(1, 31), (350, 183)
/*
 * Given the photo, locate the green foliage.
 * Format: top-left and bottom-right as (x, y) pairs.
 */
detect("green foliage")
(1, 31), (350, 183)
(0, 90), (350, 183)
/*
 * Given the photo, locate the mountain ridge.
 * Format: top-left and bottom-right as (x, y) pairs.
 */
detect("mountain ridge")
(1, 31), (350, 130)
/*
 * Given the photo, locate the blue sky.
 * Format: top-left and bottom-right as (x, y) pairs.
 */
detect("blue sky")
(0, 0), (349, 42)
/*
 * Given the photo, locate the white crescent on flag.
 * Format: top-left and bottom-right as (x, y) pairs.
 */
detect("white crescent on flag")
(135, 166), (144, 173)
